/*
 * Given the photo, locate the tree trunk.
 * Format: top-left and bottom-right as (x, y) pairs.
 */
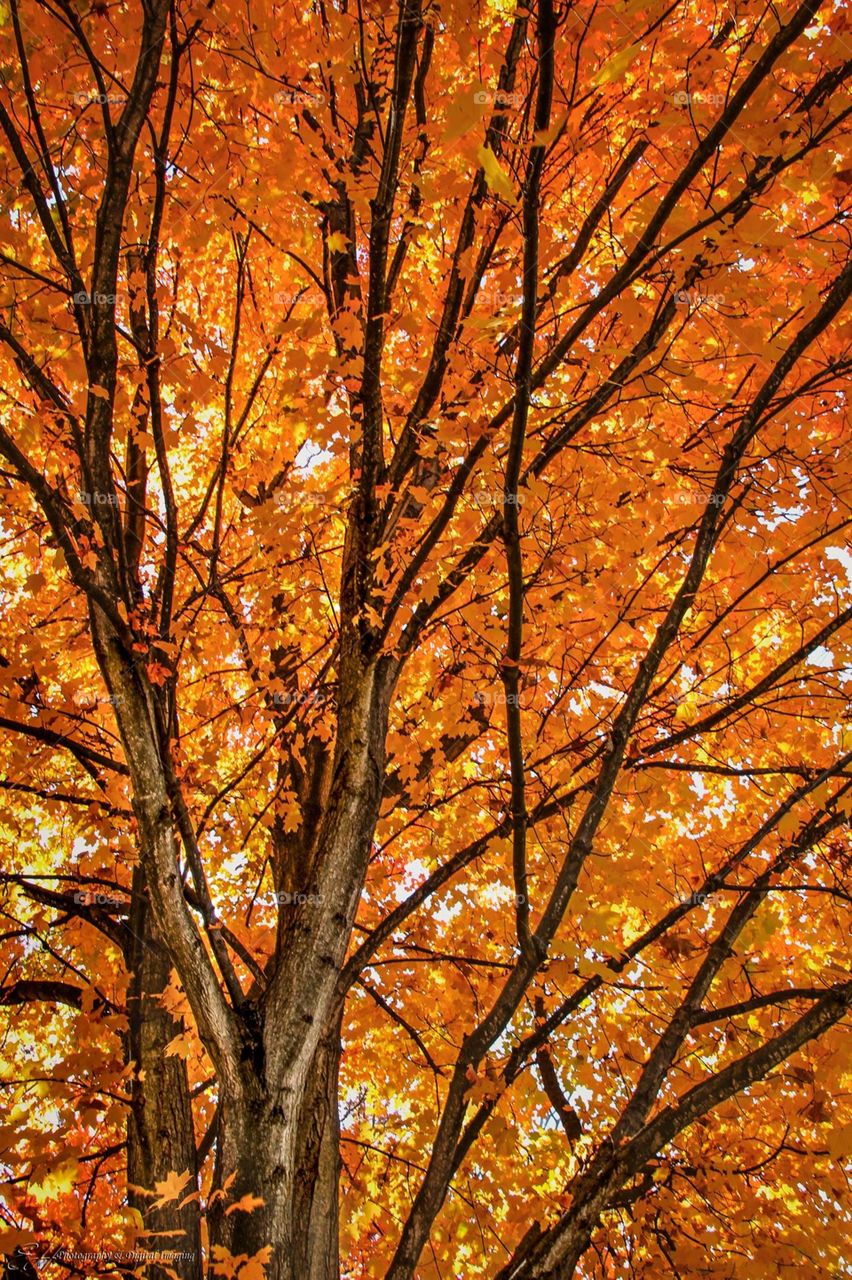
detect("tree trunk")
(290, 1007), (342, 1280)
(126, 868), (203, 1280)
(207, 1010), (343, 1280)
(93, 603), (391, 1280)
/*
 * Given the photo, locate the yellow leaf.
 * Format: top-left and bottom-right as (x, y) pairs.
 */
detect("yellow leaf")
(590, 43), (641, 88)
(476, 145), (517, 203)
(225, 1194), (266, 1216)
(827, 1120), (852, 1160)
(151, 1168), (192, 1209)
(326, 232), (349, 254)
(238, 1247), (273, 1280)
(28, 1160), (78, 1203)
(674, 694), (699, 724)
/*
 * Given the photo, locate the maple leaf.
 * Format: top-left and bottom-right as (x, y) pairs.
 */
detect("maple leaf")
(225, 1194), (266, 1216)
(476, 145), (517, 203)
(591, 42), (642, 87)
(164, 1031), (193, 1059)
(211, 1245), (272, 1280)
(150, 1170), (192, 1209)
(146, 661), (172, 685)
(27, 1162), (78, 1203)
(237, 1246), (273, 1280)
(207, 1172), (238, 1207)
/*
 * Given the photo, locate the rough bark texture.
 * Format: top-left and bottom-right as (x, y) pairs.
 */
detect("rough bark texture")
(126, 869), (202, 1280)
(208, 1018), (343, 1280)
(92, 579), (394, 1279)
(201, 653), (393, 1278)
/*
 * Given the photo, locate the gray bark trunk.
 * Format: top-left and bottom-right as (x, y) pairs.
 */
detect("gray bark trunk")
(92, 607), (392, 1280)
(126, 869), (202, 1280)
(207, 1016), (342, 1280)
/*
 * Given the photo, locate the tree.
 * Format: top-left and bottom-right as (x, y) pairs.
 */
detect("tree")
(0, 0), (850, 1274)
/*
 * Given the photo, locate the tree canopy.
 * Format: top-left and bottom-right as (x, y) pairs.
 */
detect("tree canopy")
(0, 0), (851, 1276)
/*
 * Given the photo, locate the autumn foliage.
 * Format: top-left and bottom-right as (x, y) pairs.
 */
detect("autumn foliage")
(0, 0), (851, 1276)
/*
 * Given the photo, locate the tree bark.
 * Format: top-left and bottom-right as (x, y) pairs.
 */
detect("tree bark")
(91, 602), (390, 1280)
(290, 1008), (343, 1280)
(125, 868), (203, 1280)
(207, 1010), (343, 1280)
(201, 648), (392, 1274)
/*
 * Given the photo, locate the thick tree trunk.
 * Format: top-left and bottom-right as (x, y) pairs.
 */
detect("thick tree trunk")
(290, 1009), (342, 1280)
(201, 652), (393, 1278)
(207, 1011), (343, 1280)
(125, 869), (202, 1280)
(93, 602), (392, 1280)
